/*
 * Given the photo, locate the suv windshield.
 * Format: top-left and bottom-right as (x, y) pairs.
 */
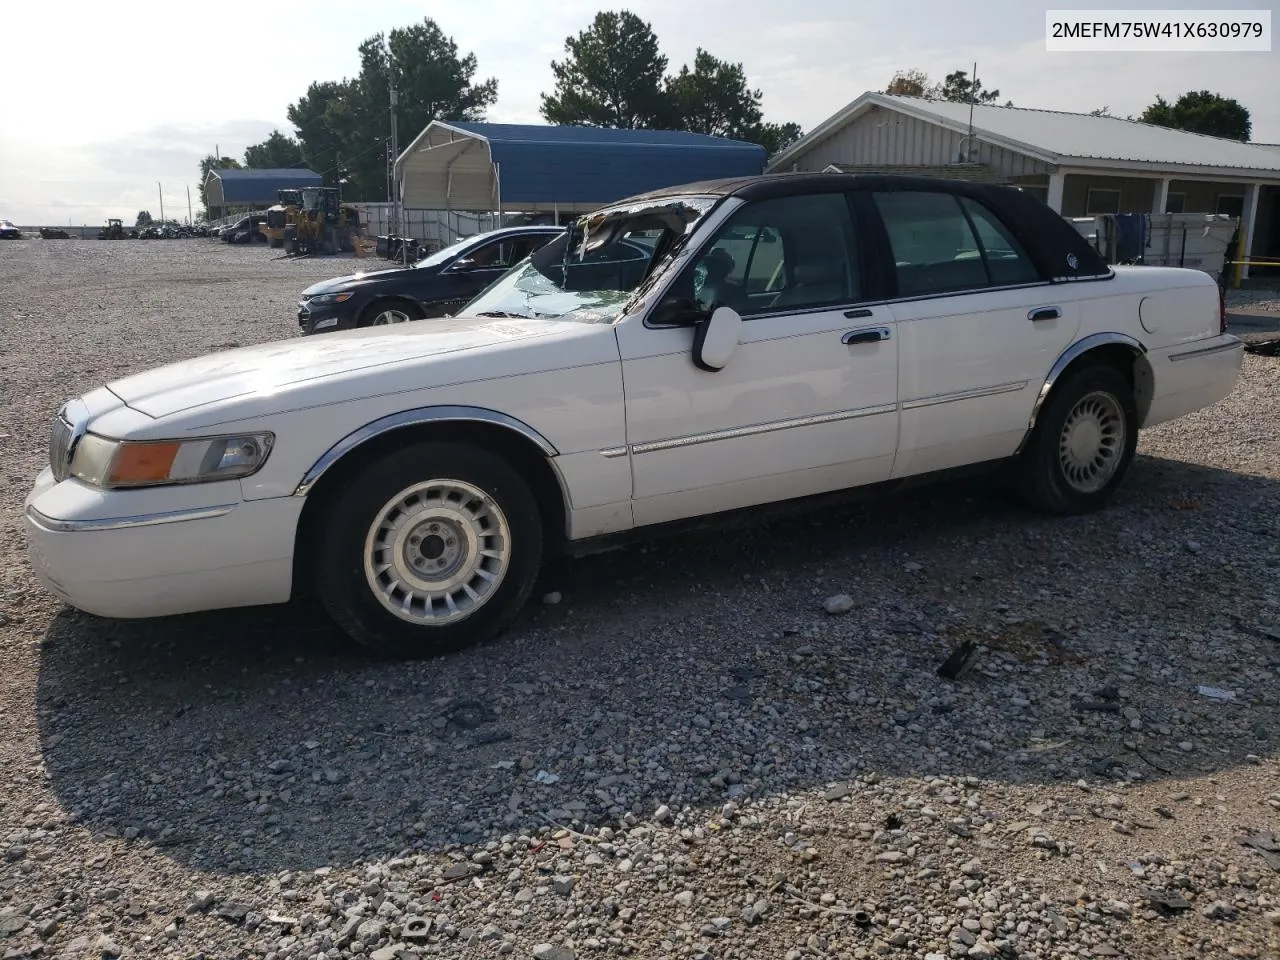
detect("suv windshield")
(457, 196), (720, 323)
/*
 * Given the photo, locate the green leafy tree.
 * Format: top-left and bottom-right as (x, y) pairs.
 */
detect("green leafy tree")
(244, 130), (305, 168)
(135, 210), (153, 227)
(1140, 90), (1250, 141)
(751, 121), (804, 156)
(196, 155), (241, 217)
(665, 49), (804, 156)
(665, 49), (765, 139)
(540, 11), (671, 128)
(1089, 105), (1113, 117)
(939, 70), (1008, 105)
(285, 18), (497, 200)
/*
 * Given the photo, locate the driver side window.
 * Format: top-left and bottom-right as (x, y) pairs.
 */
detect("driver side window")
(690, 193), (862, 318)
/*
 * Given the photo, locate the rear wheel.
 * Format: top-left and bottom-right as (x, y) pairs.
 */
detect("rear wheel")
(1015, 365), (1137, 513)
(362, 298), (421, 327)
(313, 441), (543, 657)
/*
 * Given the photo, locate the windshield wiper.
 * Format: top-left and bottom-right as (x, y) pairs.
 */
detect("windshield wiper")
(474, 310), (530, 318)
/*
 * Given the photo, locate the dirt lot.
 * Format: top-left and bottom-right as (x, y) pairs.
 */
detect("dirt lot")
(1, 238), (1279, 960)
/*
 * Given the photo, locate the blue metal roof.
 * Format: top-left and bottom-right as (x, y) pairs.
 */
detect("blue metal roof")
(441, 122), (767, 205)
(207, 168), (323, 204)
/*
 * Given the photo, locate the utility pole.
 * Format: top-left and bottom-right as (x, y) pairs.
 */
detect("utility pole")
(390, 81), (404, 264)
(186, 185), (193, 225)
(158, 182), (164, 223)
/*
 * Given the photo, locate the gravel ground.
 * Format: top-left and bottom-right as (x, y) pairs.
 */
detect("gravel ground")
(2, 239), (1279, 960)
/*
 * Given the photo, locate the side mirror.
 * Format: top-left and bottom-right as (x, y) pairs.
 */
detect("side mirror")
(692, 306), (742, 372)
(650, 296), (706, 328)
(449, 257), (478, 272)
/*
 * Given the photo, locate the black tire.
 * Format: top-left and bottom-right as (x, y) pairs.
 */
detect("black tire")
(1015, 365), (1138, 514)
(312, 441), (543, 657)
(359, 297), (422, 327)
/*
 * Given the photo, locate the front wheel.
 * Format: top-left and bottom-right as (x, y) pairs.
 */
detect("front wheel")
(1015, 365), (1138, 514)
(313, 441), (544, 657)
(362, 298), (421, 326)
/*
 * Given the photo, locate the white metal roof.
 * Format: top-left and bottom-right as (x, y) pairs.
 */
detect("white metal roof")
(770, 92), (1280, 179)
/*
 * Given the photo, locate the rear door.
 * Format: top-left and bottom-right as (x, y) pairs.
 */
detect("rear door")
(866, 188), (1082, 478)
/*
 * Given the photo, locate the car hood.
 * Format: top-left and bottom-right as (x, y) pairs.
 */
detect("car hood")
(302, 265), (433, 294)
(106, 316), (602, 420)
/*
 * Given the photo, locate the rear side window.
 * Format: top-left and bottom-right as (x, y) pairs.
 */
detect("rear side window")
(872, 190), (1039, 297)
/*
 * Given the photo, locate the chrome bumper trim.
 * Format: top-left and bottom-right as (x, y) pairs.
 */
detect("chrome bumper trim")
(26, 502), (237, 533)
(1168, 337), (1243, 362)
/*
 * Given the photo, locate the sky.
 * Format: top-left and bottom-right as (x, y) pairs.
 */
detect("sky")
(2, 0), (1276, 225)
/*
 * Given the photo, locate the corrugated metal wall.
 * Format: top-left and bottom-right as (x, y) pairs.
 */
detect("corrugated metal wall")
(792, 106), (1049, 178)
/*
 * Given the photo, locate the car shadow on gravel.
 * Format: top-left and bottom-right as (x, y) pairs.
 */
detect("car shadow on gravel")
(34, 454), (1280, 875)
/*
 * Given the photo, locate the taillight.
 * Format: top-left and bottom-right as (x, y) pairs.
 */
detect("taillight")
(1219, 283), (1227, 333)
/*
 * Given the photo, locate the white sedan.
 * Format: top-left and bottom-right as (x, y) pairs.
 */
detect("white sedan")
(25, 174), (1243, 656)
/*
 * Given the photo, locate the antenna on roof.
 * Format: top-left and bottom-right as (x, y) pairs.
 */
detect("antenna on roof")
(965, 61), (977, 161)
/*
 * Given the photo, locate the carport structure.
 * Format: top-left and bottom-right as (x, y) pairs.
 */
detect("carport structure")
(203, 168), (323, 218)
(394, 122), (767, 220)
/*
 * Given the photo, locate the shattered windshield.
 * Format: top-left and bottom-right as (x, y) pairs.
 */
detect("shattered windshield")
(457, 195), (720, 323)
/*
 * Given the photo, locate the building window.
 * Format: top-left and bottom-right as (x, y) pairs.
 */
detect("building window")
(1086, 188), (1121, 215)
(1216, 194), (1245, 217)
(1164, 193), (1185, 214)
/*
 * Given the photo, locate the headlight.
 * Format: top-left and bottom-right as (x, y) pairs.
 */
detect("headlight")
(307, 292), (354, 305)
(70, 432), (274, 488)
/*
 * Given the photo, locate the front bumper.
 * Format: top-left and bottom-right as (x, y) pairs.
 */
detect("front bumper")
(297, 299), (359, 335)
(24, 468), (305, 619)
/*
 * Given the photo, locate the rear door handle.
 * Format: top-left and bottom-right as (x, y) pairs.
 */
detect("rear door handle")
(1029, 306), (1062, 322)
(842, 326), (892, 345)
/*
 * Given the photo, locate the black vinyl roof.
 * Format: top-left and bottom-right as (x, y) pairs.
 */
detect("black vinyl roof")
(621, 172), (1112, 281)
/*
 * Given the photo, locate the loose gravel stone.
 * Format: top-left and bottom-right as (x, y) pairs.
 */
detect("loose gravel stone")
(0, 241), (1277, 960)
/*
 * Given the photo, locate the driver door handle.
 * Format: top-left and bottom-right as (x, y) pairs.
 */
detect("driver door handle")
(1029, 306), (1062, 322)
(842, 326), (892, 345)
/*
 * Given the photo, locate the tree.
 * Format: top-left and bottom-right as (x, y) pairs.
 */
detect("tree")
(196, 155), (241, 218)
(750, 121), (804, 156)
(665, 49), (804, 156)
(539, 11), (802, 155)
(1089, 106), (1113, 117)
(244, 129), (304, 168)
(1140, 90), (1250, 141)
(284, 18), (498, 200)
(541, 11), (670, 128)
(939, 70), (1006, 105)
(886, 69), (939, 98)
(664, 49), (759, 138)
(135, 211), (153, 227)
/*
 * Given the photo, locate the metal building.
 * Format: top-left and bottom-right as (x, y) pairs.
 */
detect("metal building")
(394, 122), (767, 220)
(203, 168), (324, 217)
(768, 92), (1280, 278)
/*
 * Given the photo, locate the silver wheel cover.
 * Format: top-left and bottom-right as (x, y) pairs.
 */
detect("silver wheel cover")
(1058, 390), (1126, 494)
(363, 479), (511, 625)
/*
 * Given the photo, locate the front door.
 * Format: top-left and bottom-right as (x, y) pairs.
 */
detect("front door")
(866, 188), (1082, 478)
(615, 191), (901, 528)
(430, 234), (550, 316)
